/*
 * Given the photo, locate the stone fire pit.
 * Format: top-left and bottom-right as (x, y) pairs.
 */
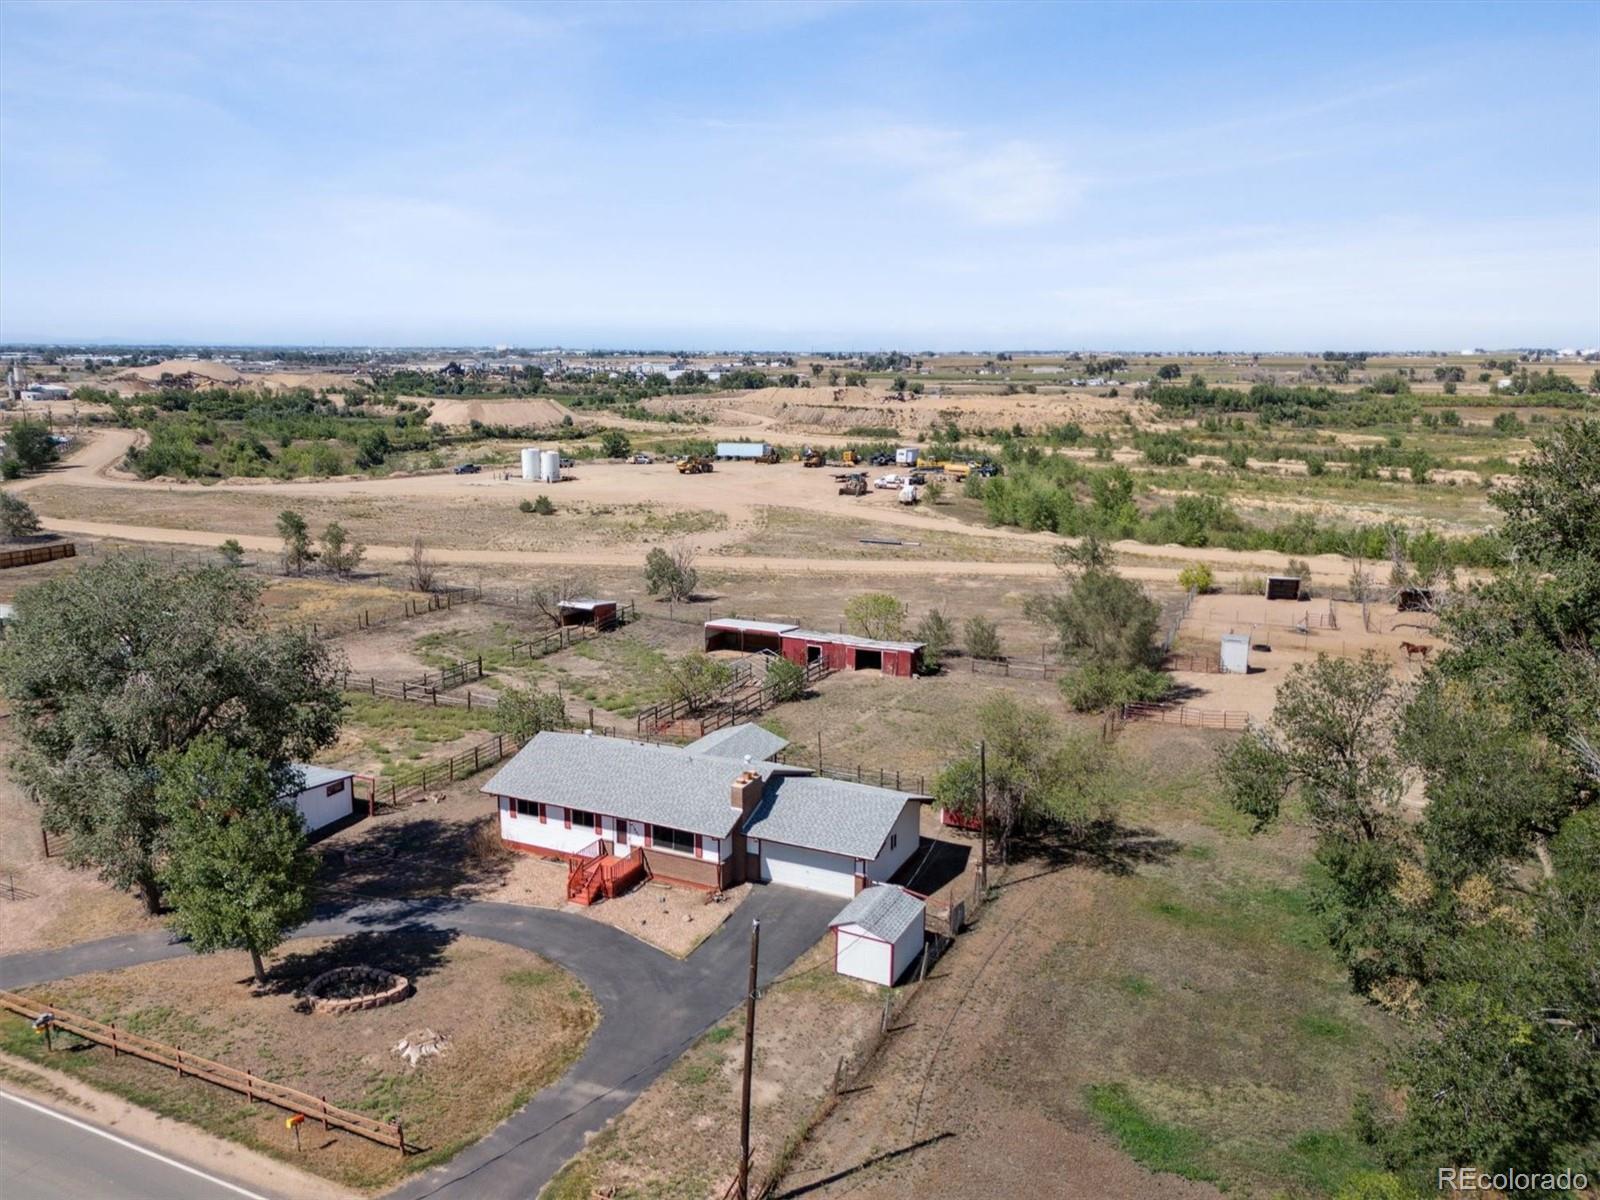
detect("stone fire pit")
(305, 965), (411, 1015)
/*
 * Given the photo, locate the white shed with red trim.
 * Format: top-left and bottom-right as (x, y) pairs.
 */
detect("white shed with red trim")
(829, 885), (925, 987)
(285, 764), (356, 834)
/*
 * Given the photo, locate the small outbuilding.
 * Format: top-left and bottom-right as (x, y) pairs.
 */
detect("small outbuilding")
(1264, 575), (1303, 601)
(703, 619), (925, 676)
(1220, 633), (1251, 675)
(558, 598), (620, 628)
(285, 764), (357, 835)
(830, 885), (926, 986)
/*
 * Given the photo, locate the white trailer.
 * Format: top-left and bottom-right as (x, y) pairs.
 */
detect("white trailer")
(894, 446), (919, 466)
(716, 441), (773, 460)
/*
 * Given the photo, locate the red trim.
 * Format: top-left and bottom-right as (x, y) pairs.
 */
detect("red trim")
(694, 833), (702, 859)
(505, 796), (514, 819)
(563, 808), (571, 829)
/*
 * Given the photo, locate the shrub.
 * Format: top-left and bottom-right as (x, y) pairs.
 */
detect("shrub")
(1177, 562), (1214, 593)
(0, 490), (43, 539)
(914, 609), (953, 671)
(963, 614), (1002, 660)
(765, 656), (805, 702)
(533, 494), (555, 515)
(1235, 573), (1265, 595)
(1061, 663), (1171, 712)
(217, 538), (245, 567)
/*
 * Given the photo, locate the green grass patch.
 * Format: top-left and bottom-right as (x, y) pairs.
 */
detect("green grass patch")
(1115, 973), (1155, 997)
(702, 1024), (734, 1044)
(1272, 1129), (1381, 1195)
(1296, 1012), (1355, 1046)
(1082, 1082), (1217, 1182)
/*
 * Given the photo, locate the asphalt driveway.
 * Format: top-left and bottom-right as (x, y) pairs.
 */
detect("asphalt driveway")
(0, 885), (842, 1200)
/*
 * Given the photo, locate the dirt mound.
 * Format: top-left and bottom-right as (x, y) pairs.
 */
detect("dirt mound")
(423, 396), (574, 428)
(118, 359), (245, 385)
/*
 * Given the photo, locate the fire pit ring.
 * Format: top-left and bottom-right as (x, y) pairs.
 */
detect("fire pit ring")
(304, 966), (411, 1015)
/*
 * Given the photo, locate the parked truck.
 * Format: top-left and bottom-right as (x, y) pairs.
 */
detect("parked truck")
(716, 441), (774, 461)
(677, 456), (714, 474)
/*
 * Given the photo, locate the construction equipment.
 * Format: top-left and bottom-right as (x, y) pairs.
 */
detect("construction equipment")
(800, 447), (825, 468)
(756, 448), (781, 464)
(677, 456), (713, 474)
(838, 473), (868, 497)
(841, 449), (861, 466)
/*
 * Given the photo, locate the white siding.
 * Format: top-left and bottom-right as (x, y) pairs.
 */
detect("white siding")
(888, 912), (924, 984)
(866, 802), (921, 883)
(834, 923), (892, 985)
(291, 780), (353, 833)
(499, 802), (605, 855)
(761, 842), (857, 897)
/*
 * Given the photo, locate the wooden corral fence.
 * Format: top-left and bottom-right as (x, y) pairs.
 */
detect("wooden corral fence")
(0, 541), (76, 570)
(507, 601), (637, 661)
(298, 586), (478, 639)
(1118, 701), (1249, 731)
(967, 655), (1057, 680)
(1163, 651), (1223, 674)
(636, 656), (830, 737)
(343, 657), (488, 705)
(0, 989), (407, 1154)
(356, 732), (528, 808)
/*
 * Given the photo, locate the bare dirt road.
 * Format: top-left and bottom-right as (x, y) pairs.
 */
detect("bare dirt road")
(20, 430), (1380, 588)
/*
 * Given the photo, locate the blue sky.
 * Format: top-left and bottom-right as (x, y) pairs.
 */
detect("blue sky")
(1, 0), (1596, 349)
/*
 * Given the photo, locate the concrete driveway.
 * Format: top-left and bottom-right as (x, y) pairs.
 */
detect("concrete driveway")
(0, 885), (842, 1200)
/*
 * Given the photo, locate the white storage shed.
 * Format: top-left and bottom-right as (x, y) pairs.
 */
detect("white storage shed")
(830, 885), (926, 987)
(285, 764), (356, 834)
(1220, 633), (1251, 675)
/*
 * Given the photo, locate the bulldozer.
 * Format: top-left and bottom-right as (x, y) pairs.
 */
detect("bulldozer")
(677, 456), (713, 475)
(755, 447), (781, 464)
(837, 472), (868, 497)
(800, 447), (826, 468)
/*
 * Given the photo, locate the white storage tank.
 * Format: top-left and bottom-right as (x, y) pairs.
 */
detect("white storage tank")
(540, 449), (561, 483)
(521, 447), (539, 480)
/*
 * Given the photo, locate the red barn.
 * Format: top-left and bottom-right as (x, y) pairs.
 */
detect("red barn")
(558, 597), (619, 628)
(702, 618), (923, 677)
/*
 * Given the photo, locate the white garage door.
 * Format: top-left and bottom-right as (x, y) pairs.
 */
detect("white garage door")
(760, 842), (857, 897)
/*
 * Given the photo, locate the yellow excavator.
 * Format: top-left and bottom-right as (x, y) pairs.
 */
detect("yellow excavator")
(677, 456), (713, 474)
(800, 447), (826, 468)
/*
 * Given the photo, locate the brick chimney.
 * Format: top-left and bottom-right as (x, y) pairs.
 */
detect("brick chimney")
(730, 770), (764, 818)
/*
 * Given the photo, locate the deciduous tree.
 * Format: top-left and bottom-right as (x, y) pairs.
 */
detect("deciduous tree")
(0, 559), (342, 913)
(843, 592), (906, 640)
(155, 737), (316, 986)
(644, 542), (699, 602)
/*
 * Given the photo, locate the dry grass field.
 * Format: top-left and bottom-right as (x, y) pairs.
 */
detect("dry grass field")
(0, 934), (596, 1189)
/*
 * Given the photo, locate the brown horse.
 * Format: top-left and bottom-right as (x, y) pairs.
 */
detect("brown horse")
(1400, 641), (1431, 660)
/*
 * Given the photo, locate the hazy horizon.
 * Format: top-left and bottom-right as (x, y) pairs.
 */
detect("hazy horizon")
(3, 0), (1597, 347)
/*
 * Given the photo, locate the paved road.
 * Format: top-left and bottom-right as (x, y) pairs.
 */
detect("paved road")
(0, 887), (840, 1200)
(0, 1089), (279, 1200)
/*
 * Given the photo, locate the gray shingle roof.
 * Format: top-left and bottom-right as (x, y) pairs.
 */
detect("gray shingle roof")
(481, 732), (782, 838)
(742, 776), (918, 860)
(829, 885), (925, 942)
(683, 723), (790, 764)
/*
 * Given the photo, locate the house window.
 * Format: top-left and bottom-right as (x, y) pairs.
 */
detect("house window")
(325, 779), (346, 797)
(650, 825), (696, 855)
(514, 798), (540, 818)
(569, 808), (598, 831)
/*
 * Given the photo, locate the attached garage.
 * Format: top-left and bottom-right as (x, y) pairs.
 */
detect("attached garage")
(758, 841), (859, 898)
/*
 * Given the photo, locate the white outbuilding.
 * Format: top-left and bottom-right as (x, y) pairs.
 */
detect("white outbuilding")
(829, 884), (926, 987)
(285, 764), (356, 835)
(1220, 633), (1251, 675)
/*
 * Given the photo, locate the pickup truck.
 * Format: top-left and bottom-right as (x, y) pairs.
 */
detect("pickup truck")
(452, 463), (480, 474)
(629, 453), (654, 464)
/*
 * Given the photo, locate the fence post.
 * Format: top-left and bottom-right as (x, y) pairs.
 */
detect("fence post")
(474, 746), (480, 773)
(246, 1071), (253, 1103)
(111, 1025), (118, 1058)
(176, 1047), (183, 1078)
(320, 1096), (329, 1131)
(397, 1120), (406, 1157)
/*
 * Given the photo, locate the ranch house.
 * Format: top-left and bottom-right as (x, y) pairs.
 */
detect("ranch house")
(483, 724), (925, 899)
(702, 618), (925, 677)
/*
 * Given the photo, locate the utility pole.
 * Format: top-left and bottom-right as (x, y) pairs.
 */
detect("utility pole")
(978, 740), (989, 894)
(737, 919), (761, 1200)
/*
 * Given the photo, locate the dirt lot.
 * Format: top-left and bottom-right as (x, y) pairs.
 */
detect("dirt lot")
(771, 725), (1394, 1200)
(1, 932), (597, 1190)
